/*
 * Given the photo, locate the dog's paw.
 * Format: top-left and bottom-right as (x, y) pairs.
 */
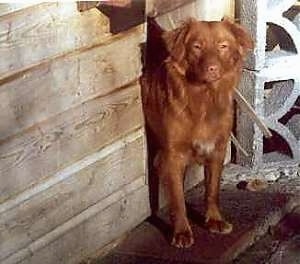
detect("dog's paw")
(171, 216), (194, 248)
(205, 218), (233, 234)
(171, 229), (194, 248)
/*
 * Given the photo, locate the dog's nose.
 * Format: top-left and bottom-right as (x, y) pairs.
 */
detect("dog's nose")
(205, 64), (221, 82)
(207, 65), (219, 73)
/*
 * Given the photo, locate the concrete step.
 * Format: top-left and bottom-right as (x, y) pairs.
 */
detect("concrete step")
(86, 178), (300, 264)
(235, 206), (300, 264)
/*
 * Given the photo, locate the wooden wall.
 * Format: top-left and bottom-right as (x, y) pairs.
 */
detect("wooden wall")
(147, 0), (234, 30)
(0, 1), (236, 263)
(0, 3), (149, 264)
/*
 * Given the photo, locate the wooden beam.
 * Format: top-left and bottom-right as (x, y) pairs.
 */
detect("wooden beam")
(0, 3), (42, 16)
(77, 0), (133, 12)
(0, 83), (144, 203)
(0, 27), (143, 141)
(0, 131), (146, 261)
(234, 89), (273, 138)
(147, 0), (195, 17)
(230, 133), (249, 157)
(0, 3), (110, 81)
(2, 182), (149, 264)
(77, 1), (100, 12)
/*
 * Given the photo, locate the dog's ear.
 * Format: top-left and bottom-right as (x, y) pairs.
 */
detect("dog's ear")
(222, 17), (254, 58)
(162, 18), (195, 66)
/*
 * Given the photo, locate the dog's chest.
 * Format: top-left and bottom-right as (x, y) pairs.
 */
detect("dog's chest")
(185, 91), (232, 155)
(192, 139), (215, 155)
(190, 121), (220, 155)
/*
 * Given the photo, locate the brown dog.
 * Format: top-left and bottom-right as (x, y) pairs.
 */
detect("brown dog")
(141, 18), (253, 248)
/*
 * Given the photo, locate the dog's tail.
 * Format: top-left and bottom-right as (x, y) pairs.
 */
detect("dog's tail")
(142, 17), (168, 73)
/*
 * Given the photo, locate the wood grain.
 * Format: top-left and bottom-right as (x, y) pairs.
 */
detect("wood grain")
(77, 2), (99, 12)
(0, 83), (144, 203)
(0, 133), (146, 261)
(147, 0), (195, 16)
(0, 28), (143, 141)
(3, 182), (150, 264)
(0, 2), (110, 79)
(155, 0), (235, 31)
(155, 1), (198, 30)
(0, 3), (41, 17)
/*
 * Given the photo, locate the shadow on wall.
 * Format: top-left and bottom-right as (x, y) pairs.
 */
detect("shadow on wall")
(97, 0), (145, 34)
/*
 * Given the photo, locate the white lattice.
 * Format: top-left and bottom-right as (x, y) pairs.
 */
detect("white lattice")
(237, 0), (300, 174)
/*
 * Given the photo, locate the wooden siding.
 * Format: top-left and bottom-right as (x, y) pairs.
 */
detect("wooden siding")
(0, 3), (110, 80)
(0, 1), (236, 263)
(0, 82), (143, 202)
(0, 27), (143, 141)
(0, 130), (146, 261)
(0, 3), (149, 264)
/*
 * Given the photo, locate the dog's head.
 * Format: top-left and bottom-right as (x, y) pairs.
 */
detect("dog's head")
(163, 18), (253, 83)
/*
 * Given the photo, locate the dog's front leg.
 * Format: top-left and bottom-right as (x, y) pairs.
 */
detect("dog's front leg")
(204, 153), (233, 234)
(158, 149), (194, 248)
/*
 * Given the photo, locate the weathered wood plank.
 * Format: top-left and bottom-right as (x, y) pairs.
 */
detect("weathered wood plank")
(0, 132), (146, 261)
(0, 2), (111, 79)
(0, 3), (42, 17)
(147, 0), (195, 16)
(3, 181), (150, 264)
(195, 0), (235, 20)
(155, 1), (198, 30)
(0, 83), (144, 203)
(155, 0), (235, 31)
(0, 27), (143, 141)
(77, 1), (99, 12)
(77, 1), (133, 12)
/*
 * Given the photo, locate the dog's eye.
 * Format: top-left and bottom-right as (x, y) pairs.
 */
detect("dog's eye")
(193, 43), (202, 50)
(219, 42), (229, 49)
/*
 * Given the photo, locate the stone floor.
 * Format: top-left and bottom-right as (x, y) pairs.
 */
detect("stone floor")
(83, 177), (300, 264)
(234, 206), (300, 264)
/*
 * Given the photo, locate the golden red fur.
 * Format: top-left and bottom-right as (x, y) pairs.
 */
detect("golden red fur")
(141, 18), (253, 248)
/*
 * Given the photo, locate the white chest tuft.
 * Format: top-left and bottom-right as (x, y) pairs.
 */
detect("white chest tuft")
(193, 140), (215, 155)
